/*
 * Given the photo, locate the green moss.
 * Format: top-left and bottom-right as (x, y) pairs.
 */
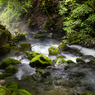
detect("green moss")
(12, 89), (31, 95)
(33, 34), (43, 39)
(27, 19), (34, 27)
(0, 58), (21, 69)
(64, 65), (70, 70)
(7, 81), (18, 93)
(0, 73), (13, 79)
(28, 52), (40, 60)
(0, 28), (11, 48)
(48, 46), (60, 55)
(18, 42), (31, 51)
(5, 66), (18, 74)
(81, 92), (95, 95)
(58, 43), (68, 50)
(12, 29), (25, 42)
(43, 20), (53, 30)
(54, 58), (66, 64)
(1, 43), (10, 53)
(36, 69), (44, 73)
(57, 55), (66, 59)
(66, 60), (75, 64)
(0, 86), (11, 95)
(76, 58), (84, 63)
(29, 54), (52, 67)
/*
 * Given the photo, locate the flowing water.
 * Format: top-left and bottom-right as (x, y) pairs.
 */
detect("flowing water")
(1, 31), (95, 94)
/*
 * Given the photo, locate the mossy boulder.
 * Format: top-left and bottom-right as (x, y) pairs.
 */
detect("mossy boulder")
(58, 43), (68, 50)
(7, 81), (18, 93)
(66, 60), (75, 64)
(81, 92), (95, 95)
(0, 43), (10, 53)
(57, 55), (66, 59)
(18, 42), (31, 51)
(0, 24), (11, 49)
(5, 66), (18, 74)
(12, 89), (31, 95)
(0, 73), (13, 79)
(0, 58), (21, 69)
(76, 58), (84, 63)
(28, 52), (40, 60)
(54, 58), (66, 67)
(48, 46), (60, 55)
(54, 58), (66, 64)
(33, 34), (43, 39)
(64, 65), (70, 70)
(12, 29), (25, 42)
(29, 54), (52, 68)
(0, 86), (11, 95)
(36, 69), (44, 73)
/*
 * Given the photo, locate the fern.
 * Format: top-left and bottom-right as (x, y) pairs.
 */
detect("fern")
(71, 4), (94, 18)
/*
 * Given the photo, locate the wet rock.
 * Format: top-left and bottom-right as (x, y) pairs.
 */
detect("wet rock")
(82, 55), (95, 62)
(48, 46), (60, 55)
(58, 43), (69, 50)
(18, 42), (31, 52)
(12, 29), (25, 42)
(0, 80), (6, 87)
(29, 54), (52, 68)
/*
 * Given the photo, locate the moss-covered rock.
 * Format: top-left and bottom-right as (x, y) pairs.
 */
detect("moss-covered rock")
(5, 66), (18, 74)
(12, 29), (25, 42)
(7, 81), (18, 93)
(33, 34), (43, 39)
(27, 18), (34, 27)
(58, 43), (68, 50)
(29, 54), (52, 68)
(28, 52), (40, 60)
(57, 55), (66, 59)
(54, 58), (66, 67)
(0, 58), (21, 69)
(18, 42), (31, 51)
(0, 73), (13, 79)
(36, 69), (44, 73)
(12, 89), (31, 95)
(48, 46), (60, 55)
(76, 58), (84, 63)
(64, 65), (70, 70)
(0, 43), (10, 53)
(0, 25), (11, 48)
(0, 86), (11, 95)
(54, 58), (66, 64)
(66, 60), (75, 64)
(81, 92), (95, 95)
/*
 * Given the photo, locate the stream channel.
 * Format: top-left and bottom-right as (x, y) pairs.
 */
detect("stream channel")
(1, 30), (95, 95)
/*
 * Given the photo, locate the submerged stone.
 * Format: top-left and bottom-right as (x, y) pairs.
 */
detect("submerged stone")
(29, 54), (52, 68)
(48, 46), (60, 55)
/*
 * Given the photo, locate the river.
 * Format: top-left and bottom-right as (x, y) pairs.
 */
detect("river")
(0, 30), (95, 95)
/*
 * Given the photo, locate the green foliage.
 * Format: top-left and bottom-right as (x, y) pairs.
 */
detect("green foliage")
(0, 0), (33, 24)
(59, 0), (95, 45)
